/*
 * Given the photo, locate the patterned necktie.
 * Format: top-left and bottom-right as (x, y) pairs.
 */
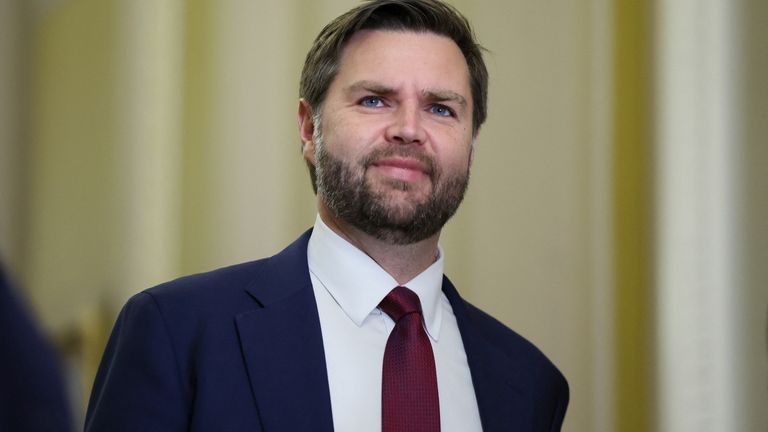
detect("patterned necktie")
(380, 286), (440, 432)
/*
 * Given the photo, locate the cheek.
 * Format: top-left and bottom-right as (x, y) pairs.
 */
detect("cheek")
(325, 125), (382, 161)
(441, 137), (474, 170)
(451, 151), (473, 173)
(319, 133), (367, 171)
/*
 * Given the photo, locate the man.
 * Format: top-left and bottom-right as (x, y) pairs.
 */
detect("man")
(85, 1), (569, 431)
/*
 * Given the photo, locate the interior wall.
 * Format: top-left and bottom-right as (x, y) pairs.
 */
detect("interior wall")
(23, 0), (123, 330)
(740, 0), (768, 429)
(0, 0), (23, 271)
(612, 2), (654, 430)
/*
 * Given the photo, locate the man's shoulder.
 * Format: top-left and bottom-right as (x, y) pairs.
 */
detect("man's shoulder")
(144, 259), (266, 305)
(455, 294), (569, 419)
(443, 279), (566, 388)
(134, 230), (313, 316)
(461, 300), (560, 371)
(456, 296), (570, 430)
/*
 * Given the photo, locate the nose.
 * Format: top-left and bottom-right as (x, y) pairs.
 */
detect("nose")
(385, 103), (426, 145)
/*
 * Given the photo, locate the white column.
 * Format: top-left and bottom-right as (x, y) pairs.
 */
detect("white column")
(180, 0), (316, 272)
(654, 0), (741, 430)
(112, 0), (184, 304)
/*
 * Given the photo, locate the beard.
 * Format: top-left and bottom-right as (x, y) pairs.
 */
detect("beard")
(314, 127), (470, 245)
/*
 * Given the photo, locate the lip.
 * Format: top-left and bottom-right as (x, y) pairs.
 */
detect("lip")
(373, 157), (428, 173)
(371, 157), (431, 182)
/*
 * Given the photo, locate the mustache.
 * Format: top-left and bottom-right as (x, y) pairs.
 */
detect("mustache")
(360, 147), (437, 178)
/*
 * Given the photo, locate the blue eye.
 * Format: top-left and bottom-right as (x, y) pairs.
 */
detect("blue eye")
(360, 96), (384, 108)
(430, 104), (454, 117)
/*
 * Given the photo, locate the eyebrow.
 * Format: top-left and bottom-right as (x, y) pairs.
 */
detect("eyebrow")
(345, 80), (468, 108)
(345, 80), (397, 97)
(424, 89), (467, 108)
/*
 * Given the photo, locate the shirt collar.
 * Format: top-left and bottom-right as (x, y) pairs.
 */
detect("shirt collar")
(307, 215), (445, 341)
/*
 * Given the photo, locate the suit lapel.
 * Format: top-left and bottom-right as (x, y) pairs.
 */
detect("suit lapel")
(443, 277), (534, 431)
(235, 231), (334, 432)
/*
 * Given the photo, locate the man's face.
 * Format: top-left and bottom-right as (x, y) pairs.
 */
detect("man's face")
(301, 30), (475, 244)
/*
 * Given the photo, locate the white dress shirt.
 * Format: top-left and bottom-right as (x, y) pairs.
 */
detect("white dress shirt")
(307, 215), (483, 432)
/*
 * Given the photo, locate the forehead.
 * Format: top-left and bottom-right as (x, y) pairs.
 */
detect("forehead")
(330, 30), (471, 98)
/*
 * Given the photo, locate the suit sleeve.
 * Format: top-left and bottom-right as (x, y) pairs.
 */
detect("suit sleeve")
(85, 292), (190, 431)
(548, 374), (570, 432)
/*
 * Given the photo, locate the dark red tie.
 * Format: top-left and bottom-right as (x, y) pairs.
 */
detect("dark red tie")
(380, 286), (440, 432)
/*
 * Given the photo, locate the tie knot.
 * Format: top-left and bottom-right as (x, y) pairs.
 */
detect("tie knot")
(379, 286), (422, 322)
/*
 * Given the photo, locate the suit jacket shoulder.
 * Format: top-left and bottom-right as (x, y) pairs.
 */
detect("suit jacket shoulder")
(144, 228), (311, 312)
(86, 230), (334, 432)
(442, 277), (569, 431)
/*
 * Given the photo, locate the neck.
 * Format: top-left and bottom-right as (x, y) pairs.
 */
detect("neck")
(318, 204), (440, 285)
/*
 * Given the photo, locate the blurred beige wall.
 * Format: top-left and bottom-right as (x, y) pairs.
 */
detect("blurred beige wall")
(0, 0), (24, 271)
(0, 0), (765, 431)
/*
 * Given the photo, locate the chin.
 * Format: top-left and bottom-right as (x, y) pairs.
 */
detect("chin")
(379, 196), (429, 216)
(375, 182), (432, 201)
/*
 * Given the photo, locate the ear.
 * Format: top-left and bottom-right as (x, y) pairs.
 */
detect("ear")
(298, 99), (317, 165)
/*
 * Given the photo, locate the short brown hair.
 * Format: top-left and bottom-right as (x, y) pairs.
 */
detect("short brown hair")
(300, 0), (488, 192)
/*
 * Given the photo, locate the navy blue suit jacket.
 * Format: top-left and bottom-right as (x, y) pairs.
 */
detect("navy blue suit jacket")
(86, 230), (568, 431)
